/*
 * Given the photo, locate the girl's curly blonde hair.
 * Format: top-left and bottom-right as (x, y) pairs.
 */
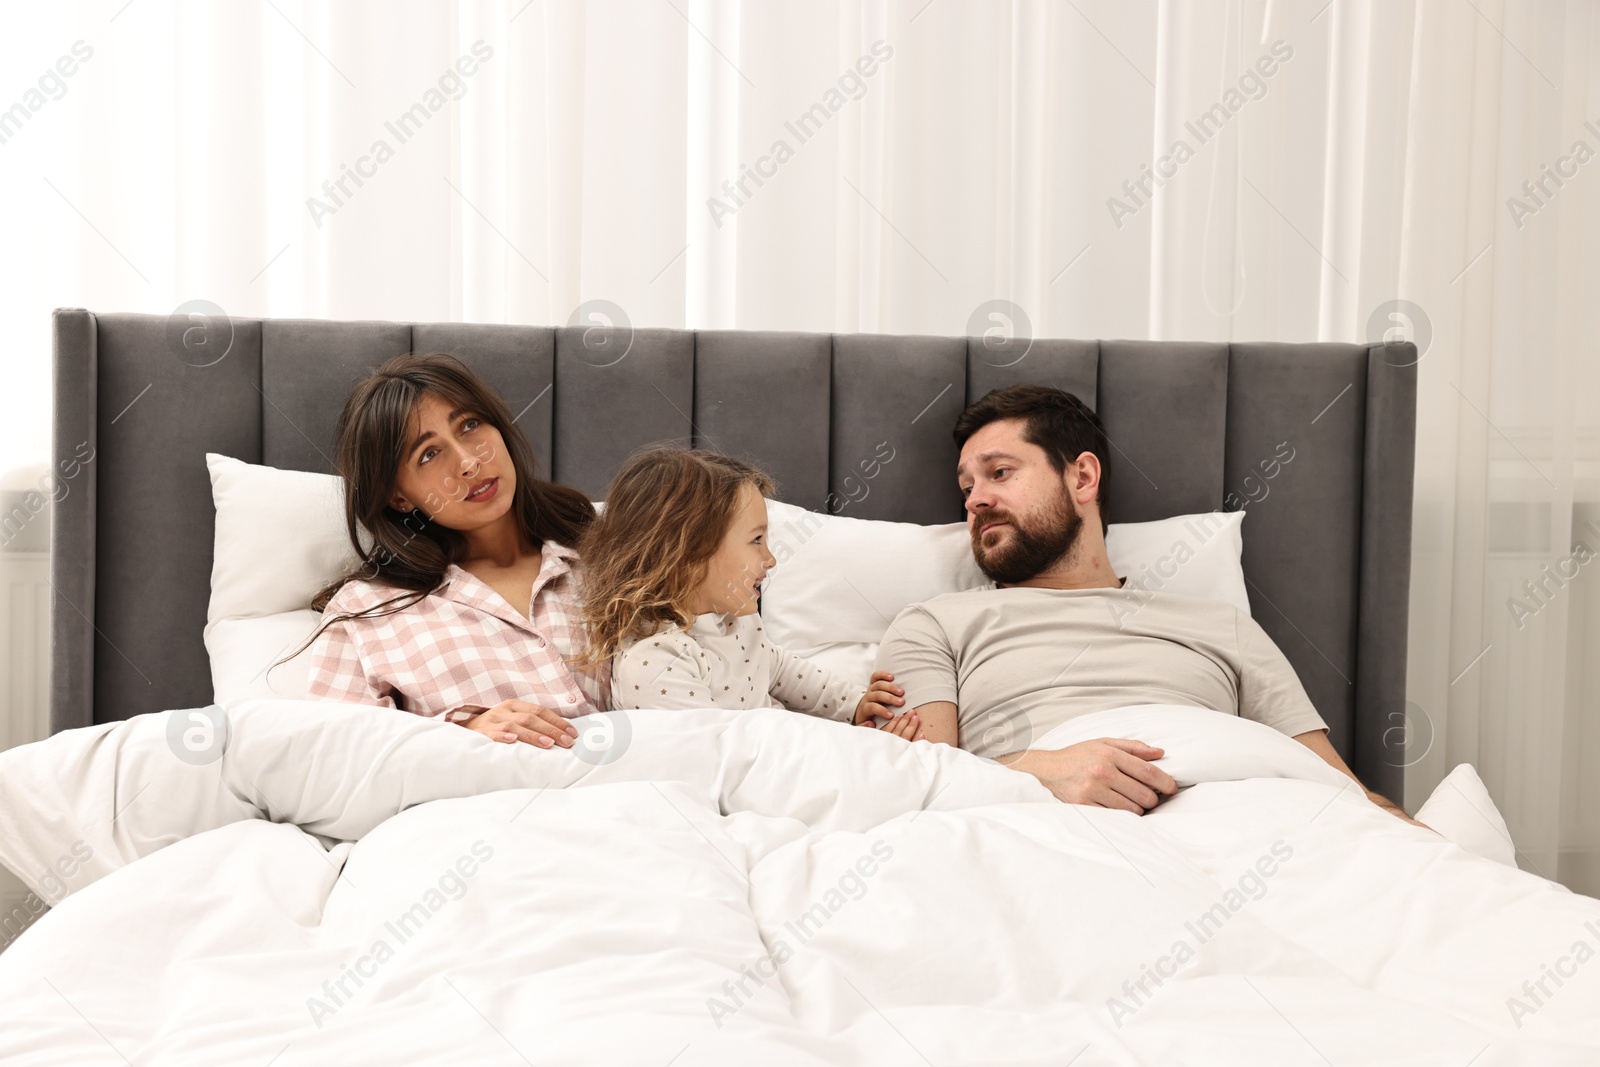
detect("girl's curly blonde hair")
(577, 444), (774, 670)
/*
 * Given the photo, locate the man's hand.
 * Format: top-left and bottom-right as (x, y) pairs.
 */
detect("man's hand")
(999, 739), (1179, 813)
(461, 700), (579, 748)
(1369, 793), (1432, 831)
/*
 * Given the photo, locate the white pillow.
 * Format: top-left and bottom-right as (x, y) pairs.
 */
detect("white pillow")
(205, 454), (360, 704)
(1106, 509), (1250, 614)
(206, 454), (358, 622)
(762, 501), (985, 650)
(1415, 763), (1518, 867)
(760, 501), (1250, 672)
(208, 610), (323, 706)
(201, 454), (1251, 704)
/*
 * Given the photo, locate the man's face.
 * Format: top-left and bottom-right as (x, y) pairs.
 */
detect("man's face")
(957, 418), (1083, 584)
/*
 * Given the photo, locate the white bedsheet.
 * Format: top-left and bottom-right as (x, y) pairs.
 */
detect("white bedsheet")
(1, 701), (1597, 1065)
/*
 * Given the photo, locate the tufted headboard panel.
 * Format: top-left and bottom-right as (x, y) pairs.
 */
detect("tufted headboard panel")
(49, 310), (1417, 795)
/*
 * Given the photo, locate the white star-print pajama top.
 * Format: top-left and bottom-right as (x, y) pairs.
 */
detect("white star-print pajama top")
(609, 612), (866, 721)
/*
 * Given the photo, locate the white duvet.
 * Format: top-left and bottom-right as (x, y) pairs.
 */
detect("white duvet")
(1, 700), (1597, 1065)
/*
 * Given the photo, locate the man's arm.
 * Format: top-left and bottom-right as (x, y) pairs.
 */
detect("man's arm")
(1292, 729), (1431, 830)
(997, 738), (1177, 813)
(877, 609), (1176, 813)
(905, 700), (960, 746)
(1232, 612), (1429, 829)
(908, 699), (1177, 813)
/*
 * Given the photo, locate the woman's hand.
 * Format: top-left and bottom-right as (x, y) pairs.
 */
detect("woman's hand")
(461, 700), (579, 748)
(853, 671), (906, 726)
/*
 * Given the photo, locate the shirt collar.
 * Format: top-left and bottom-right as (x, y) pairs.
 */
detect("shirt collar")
(689, 612), (740, 638)
(443, 540), (579, 631)
(538, 540), (579, 582)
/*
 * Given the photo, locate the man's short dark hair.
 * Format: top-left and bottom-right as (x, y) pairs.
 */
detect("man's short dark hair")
(952, 384), (1110, 530)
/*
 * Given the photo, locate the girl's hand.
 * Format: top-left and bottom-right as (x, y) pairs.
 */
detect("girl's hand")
(879, 711), (925, 741)
(462, 700), (579, 748)
(852, 671), (906, 726)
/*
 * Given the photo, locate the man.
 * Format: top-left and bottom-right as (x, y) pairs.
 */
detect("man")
(874, 384), (1422, 826)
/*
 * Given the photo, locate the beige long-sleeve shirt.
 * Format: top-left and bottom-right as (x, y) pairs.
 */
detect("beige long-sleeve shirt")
(609, 612), (866, 721)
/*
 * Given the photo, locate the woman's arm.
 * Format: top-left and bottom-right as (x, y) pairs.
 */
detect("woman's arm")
(308, 616), (576, 746)
(305, 617), (400, 709)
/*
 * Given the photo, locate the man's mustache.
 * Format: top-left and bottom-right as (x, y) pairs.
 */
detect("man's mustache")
(973, 511), (1017, 535)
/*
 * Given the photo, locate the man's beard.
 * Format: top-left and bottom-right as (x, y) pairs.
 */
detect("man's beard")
(971, 488), (1083, 584)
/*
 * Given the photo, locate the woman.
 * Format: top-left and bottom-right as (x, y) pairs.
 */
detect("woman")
(297, 352), (604, 748)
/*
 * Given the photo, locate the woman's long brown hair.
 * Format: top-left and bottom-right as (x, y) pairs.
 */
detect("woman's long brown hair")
(576, 444), (773, 670)
(285, 353), (595, 661)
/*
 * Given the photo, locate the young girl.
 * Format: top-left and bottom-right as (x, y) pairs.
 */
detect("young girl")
(294, 353), (604, 750)
(579, 445), (923, 738)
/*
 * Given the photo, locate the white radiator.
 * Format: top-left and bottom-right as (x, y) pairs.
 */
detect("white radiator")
(0, 550), (50, 753)
(0, 546), (51, 953)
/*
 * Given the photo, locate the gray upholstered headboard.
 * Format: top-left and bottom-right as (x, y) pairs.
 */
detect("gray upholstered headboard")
(49, 309), (1418, 796)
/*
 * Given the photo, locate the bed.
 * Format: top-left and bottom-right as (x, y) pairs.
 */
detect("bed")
(3, 310), (1594, 1064)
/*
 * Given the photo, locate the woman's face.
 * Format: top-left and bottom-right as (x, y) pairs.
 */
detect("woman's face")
(388, 392), (517, 533)
(693, 483), (776, 617)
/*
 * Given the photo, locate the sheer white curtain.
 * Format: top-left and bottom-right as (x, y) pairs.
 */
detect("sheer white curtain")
(1, 0), (1595, 889)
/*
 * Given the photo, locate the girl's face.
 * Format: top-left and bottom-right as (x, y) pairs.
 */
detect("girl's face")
(692, 483), (777, 617)
(388, 392), (517, 533)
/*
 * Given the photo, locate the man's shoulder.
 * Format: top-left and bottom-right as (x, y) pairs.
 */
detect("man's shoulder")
(1125, 588), (1251, 627)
